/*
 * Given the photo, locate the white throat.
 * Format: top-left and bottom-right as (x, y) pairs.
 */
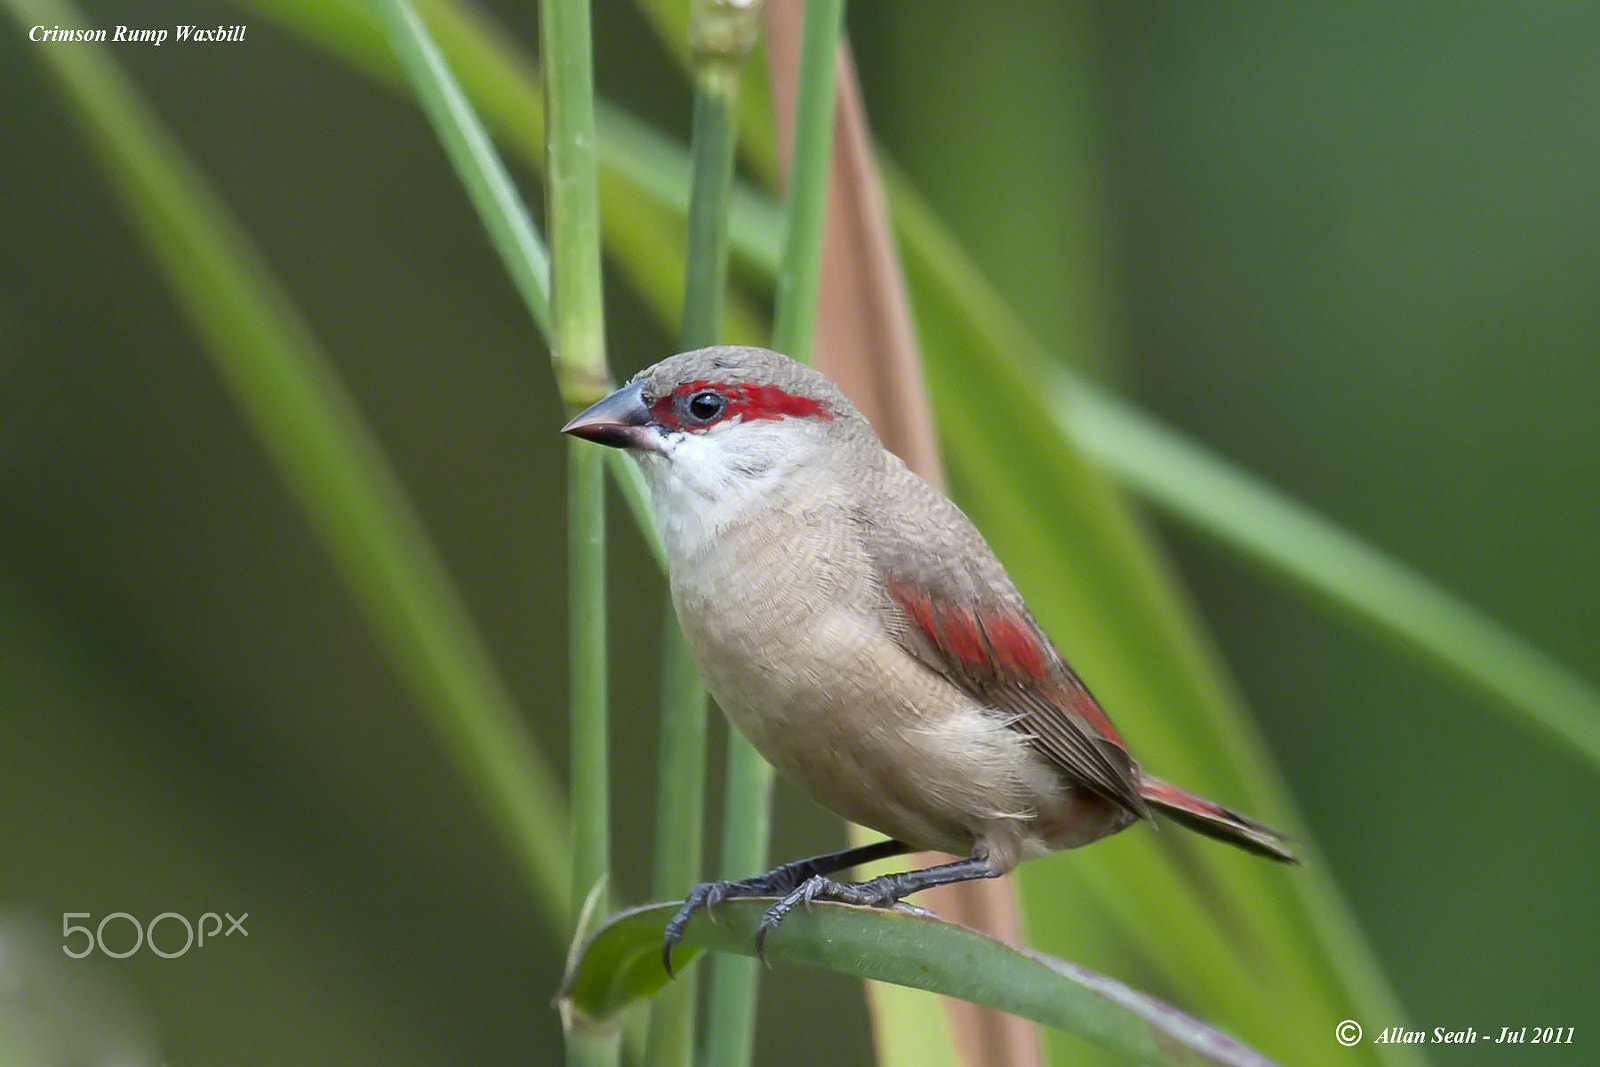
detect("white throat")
(634, 419), (820, 563)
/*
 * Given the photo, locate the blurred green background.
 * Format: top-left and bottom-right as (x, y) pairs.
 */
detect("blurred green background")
(2, 1), (1596, 1064)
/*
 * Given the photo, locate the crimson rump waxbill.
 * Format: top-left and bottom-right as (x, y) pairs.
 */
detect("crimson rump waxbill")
(563, 345), (1294, 968)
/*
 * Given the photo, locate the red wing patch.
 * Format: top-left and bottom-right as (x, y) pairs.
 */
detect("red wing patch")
(889, 580), (1052, 682)
(889, 578), (1125, 748)
(978, 607), (1049, 678)
(888, 577), (1143, 813)
(1061, 678), (1124, 746)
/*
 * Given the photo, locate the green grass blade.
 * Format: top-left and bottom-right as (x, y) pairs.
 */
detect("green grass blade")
(1056, 373), (1600, 767)
(362, 0), (551, 339)
(3, 0), (570, 927)
(559, 902), (1277, 1067)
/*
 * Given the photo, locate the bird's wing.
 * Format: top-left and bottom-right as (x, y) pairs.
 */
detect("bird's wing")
(868, 461), (1147, 817)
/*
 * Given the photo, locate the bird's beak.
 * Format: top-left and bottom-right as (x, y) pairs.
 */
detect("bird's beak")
(561, 379), (661, 452)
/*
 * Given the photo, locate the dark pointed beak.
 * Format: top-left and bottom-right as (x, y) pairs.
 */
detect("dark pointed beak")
(561, 380), (660, 452)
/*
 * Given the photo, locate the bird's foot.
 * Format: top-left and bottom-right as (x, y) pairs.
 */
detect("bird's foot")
(662, 871), (804, 976)
(660, 840), (915, 975)
(753, 873), (912, 962)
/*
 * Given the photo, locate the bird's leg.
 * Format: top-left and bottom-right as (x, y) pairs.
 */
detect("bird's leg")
(662, 838), (910, 974)
(754, 854), (1000, 960)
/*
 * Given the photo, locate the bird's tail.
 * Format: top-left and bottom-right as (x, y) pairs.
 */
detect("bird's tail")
(1137, 776), (1298, 863)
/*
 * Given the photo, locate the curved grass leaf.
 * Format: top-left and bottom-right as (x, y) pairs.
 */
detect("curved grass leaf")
(558, 902), (1275, 1067)
(3, 0), (572, 928)
(1053, 372), (1600, 767)
(361, 0), (550, 339)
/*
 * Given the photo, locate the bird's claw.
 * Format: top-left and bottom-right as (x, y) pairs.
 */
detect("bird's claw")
(701, 881), (730, 917)
(752, 874), (904, 964)
(664, 850), (920, 973)
(662, 873), (793, 976)
(662, 880), (729, 977)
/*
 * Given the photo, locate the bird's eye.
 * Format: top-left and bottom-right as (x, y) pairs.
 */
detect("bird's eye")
(685, 389), (726, 424)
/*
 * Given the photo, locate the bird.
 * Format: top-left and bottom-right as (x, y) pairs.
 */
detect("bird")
(561, 345), (1295, 972)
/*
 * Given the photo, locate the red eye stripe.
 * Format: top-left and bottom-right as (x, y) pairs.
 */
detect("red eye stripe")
(650, 379), (833, 429)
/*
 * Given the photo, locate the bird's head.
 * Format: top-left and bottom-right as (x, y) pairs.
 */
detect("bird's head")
(562, 347), (875, 548)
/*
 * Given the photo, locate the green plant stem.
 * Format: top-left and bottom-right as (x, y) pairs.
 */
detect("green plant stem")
(643, 616), (708, 1067)
(540, 0), (610, 953)
(567, 439), (611, 924)
(680, 82), (744, 348)
(537, 1), (612, 1065)
(644, 7), (760, 1067)
(702, 4), (844, 1066)
(700, 732), (776, 1067)
(768, 0), (844, 358)
(540, 0), (609, 395)
(5, 0), (573, 930)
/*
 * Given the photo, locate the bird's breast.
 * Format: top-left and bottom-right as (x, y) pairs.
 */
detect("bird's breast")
(668, 505), (874, 714)
(666, 507), (1051, 860)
